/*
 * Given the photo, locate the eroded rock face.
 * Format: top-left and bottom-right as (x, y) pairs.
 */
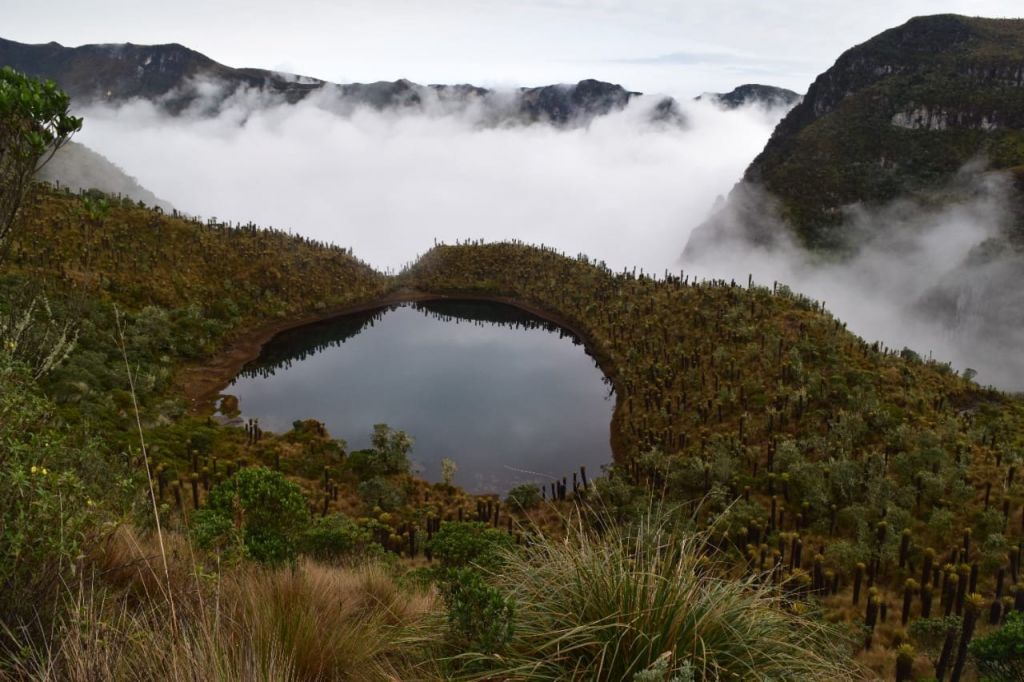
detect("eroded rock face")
(0, 37), (683, 128)
(891, 106), (1006, 131)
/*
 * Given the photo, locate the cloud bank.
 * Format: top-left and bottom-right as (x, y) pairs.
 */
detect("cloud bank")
(683, 167), (1024, 390)
(74, 90), (779, 273)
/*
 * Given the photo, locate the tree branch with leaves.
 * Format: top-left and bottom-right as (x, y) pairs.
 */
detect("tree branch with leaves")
(0, 67), (82, 259)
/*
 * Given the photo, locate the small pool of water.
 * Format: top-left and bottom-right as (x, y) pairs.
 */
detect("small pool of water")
(226, 299), (614, 494)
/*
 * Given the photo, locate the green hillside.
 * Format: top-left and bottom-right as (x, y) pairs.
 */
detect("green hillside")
(6, 187), (1024, 677)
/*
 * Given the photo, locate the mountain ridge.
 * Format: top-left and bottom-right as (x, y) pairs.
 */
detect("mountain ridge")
(37, 141), (173, 211)
(696, 83), (802, 110)
(0, 37), (677, 127)
(689, 14), (1024, 252)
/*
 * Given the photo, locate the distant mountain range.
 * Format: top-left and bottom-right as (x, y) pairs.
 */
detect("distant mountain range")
(0, 37), (685, 127)
(0, 36), (807, 213)
(2, 36), (801, 210)
(0, 37), (800, 130)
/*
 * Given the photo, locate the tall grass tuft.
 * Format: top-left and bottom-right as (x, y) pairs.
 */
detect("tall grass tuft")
(230, 560), (434, 680)
(5, 583), (299, 682)
(448, 510), (861, 681)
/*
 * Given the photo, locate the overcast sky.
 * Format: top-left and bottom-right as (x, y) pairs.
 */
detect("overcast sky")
(4, 0), (1023, 95)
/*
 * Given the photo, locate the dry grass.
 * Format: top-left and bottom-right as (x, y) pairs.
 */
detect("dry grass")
(230, 560), (435, 680)
(2, 527), (438, 682)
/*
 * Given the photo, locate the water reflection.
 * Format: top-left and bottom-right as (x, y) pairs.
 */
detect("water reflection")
(229, 299), (613, 494)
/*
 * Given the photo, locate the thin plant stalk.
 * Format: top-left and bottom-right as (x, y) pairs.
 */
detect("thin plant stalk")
(114, 308), (178, 634)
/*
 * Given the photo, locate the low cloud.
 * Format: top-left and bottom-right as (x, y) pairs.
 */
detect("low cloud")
(74, 88), (781, 273)
(70, 87), (1024, 387)
(70, 87), (1024, 391)
(38, 141), (173, 210)
(682, 166), (1024, 390)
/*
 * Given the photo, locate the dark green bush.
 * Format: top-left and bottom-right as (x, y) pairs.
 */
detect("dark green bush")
(505, 483), (542, 510)
(346, 424), (412, 480)
(970, 611), (1024, 681)
(193, 467), (310, 565)
(301, 513), (383, 563)
(191, 507), (243, 560)
(439, 567), (514, 654)
(427, 521), (514, 572)
(357, 476), (407, 512)
(0, 352), (132, 626)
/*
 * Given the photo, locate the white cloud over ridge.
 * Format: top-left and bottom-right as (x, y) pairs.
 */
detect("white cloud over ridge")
(684, 168), (1024, 390)
(76, 90), (778, 273)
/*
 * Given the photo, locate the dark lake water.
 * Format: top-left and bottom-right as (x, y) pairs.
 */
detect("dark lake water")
(227, 300), (614, 494)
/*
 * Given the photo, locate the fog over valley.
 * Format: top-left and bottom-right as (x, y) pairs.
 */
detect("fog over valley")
(62, 84), (1024, 390)
(74, 91), (778, 273)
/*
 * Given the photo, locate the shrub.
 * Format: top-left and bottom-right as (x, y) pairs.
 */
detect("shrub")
(632, 654), (695, 682)
(505, 483), (542, 510)
(0, 352), (129, 626)
(427, 521), (514, 572)
(0, 294), (78, 379)
(191, 507), (244, 561)
(301, 514), (384, 563)
(441, 457), (457, 487)
(909, 616), (962, 660)
(970, 610), (1024, 680)
(357, 476), (407, 512)
(591, 469), (645, 523)
(346, 424), (413, 480)
(0, 67), (81, 256)
(194, 467), (310, 565)
(439, 567), (514, 655)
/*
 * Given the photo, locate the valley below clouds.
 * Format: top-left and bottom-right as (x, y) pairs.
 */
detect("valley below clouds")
(71, 92), (1024, 390)
(75, 90), (776, 272)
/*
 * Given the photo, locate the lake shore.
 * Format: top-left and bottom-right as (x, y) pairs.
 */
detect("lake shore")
(174, 287), (627, 462)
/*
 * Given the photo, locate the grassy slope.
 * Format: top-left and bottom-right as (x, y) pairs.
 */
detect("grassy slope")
(14, 187), (1024, 579)
(9, 187), (387, 317)
(2, 188), (524, 562)
(8, 188), (1024, 676)
(4, 187), (387, 432)
(403, 242), (1020, 462)
(402, 242), (1024, 675)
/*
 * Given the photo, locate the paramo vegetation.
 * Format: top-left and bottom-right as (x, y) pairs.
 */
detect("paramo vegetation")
(4, 70), (1024, 680)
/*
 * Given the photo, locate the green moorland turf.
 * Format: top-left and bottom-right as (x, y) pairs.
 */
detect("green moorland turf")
(5, 185), (1024, 678)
